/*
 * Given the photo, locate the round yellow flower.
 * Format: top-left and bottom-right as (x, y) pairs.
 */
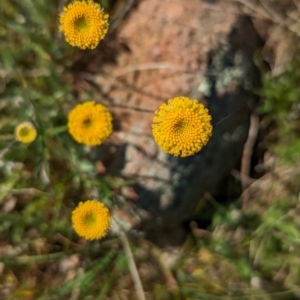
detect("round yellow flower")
(68, 101), (113, 146)
(72, 200), (111, 240)
(152, 96), (213, 157)
(59, 0), (109, 50)
(15, 122), (37, 144)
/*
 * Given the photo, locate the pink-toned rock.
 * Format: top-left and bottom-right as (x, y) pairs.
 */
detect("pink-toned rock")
(86, 1), (263, 231)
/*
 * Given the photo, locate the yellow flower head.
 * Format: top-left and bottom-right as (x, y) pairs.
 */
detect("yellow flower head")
(59, 0), (109, 50)
(15, 122), (37, 144)
(152, 96), (213, 157)
(68, 101), (113, 146)
(72, 200), (111, 240)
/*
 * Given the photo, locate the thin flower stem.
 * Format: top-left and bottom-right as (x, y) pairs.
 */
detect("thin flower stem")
(112, 218), (146, 300)
(119, 231), (146, 300)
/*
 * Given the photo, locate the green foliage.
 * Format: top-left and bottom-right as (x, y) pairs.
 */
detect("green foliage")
(208, 193), (300, 297)
(259, 64), (300, 115)
(259, 58), (300, 164)
(0, 1), (122, 298)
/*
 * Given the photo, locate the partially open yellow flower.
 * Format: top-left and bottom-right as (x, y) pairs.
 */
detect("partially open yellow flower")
(15, 122), (37, 144)
(59, 0), (109, 50)
(152, 96), (213, 157)
(72, 200), (111, 240)
(68, 101), (113, 146)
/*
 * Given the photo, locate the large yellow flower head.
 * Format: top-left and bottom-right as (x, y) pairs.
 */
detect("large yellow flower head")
(152, 96), (213, 157)
(15, 122), (37, 144)
(68, 101), (113, 146)
(59, 0), (109, 50)
(72, 200), (111, 240)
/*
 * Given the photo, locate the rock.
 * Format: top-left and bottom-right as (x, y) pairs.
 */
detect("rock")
(86, 0), (263, 231)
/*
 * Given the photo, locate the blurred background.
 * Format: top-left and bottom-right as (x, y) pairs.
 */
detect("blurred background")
(0, 0), (300, 299)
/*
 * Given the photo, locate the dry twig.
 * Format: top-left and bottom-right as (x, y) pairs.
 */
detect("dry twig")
(234, 0), (300, 37)
(114, 62), (193, 78)
(241, 114), (259, 209)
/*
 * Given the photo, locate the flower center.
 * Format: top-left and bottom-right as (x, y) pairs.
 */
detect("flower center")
(82, 117), (93, 128)
(19, 127), (30, 137)
(75, 17), (89, 31)
(84, 212), (97, 226)
(173, 119), (186, 134)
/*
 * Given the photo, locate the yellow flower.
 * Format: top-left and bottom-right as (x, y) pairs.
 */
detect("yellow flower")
(68, 101), (113, 146)
(72, 200), (111, 240)
(15, 122), (37, 144)
(152, 96), (213, 157)
(59, 0), (109, 50)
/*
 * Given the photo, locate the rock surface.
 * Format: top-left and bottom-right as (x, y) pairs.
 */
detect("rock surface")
(85, 0), (264, 231)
